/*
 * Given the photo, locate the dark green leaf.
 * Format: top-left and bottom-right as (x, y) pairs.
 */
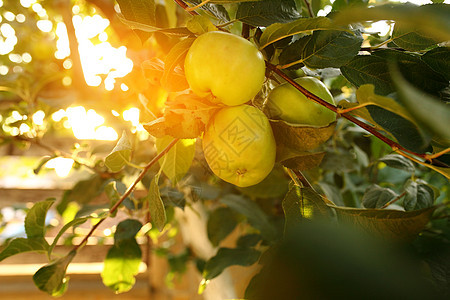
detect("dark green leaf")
(203, 247), (260, 280)
(392, 23), (441, 51)
(207, 207), (240, 247)
(114, 219), (142, 243)
(236, 0), (300, 27)
(101, 239), (142, 293)
(236, 234), (262, 248)
(25, 199), (54, 239)
(105, 181), (120, 217)
(259, 17), (341, 49)
(147, 175), (166, 232)
(378, 154), (415, 173)
(403, 180), (435, 211)
(391, 64), (450, 141)
(33, 250), (76, 296)
(185, 0), (230, 22)
(160, 187), (186, 209)
(220, 195), (277, 242)
(105, 131), (132, 172)
(421, 47), (450, 80)
(362, 184), (398, 209)
(341, 55), (393, 95)
(332, 0), (368, 11)
(367, 105), (432, 153)
(66, 174), (106, 204)
(0, 238), (49, 262)
(293, 29), (363, 69)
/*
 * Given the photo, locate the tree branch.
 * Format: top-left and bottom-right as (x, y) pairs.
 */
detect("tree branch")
(174, 0), (199, 16)
(72, 138), (180, 252)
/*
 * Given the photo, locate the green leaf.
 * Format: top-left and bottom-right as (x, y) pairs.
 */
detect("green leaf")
(236, 234), (262, 248)
(332, 3), (450, 42)
(237, 167), (289, 199)
(147, 175), (166, 232)
(117, 15), (192, 36)
(25, 199), (54, 239)
(367, 105), (432, 153)
(403, 179), (435, 211)
(185, 0), (230, 22)
(280, 150), (326, 171)
(362, 184), (398, 209)
(282, 186), (330, 233)
(220, 195), (277, 242)
(203, 247), (260, 280)
(101, 244), (141, 293)
(332, 0), (368, 11)
(220, 195), (277, 241)
(156, 137), (196, 184)
(186, 15), (217, 35)
(105, 131), (132, 172)
(421, 47), (450, 80)
(48, 217), (88, 257)
(282, 29), (363, 69)
(392, 22), (441, 51)
(161, 38), (195, 92)
(329, 205), (436, 242)
(354, 84), (415, 125)
(33, 250), (76, 296)
(66, 174), (106, 204)
(341, 55), (392, 95)
(378, 154), (415, 173)
(207, 207), (240, 247)
(0, 238), (49, 262)
(236, 0), (300, 27)
(105, 181), (120, 217)
(259, 17), (341, 49)
(391, 64), (450, 141)
(116, 0), (156, 42)
(114, 219), (143, 243)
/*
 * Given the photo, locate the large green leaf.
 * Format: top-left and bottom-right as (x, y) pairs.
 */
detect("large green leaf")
(236, 0), (300, 27)
(329, 205), (436, 241)
(332, 0), (368, 11)
(156, 137), (196, 184)
(146, 175), (166, 232)
(333, 3), (450, 42)
(392, 23), (441, 51)
(378, 154), (415, 173)
(207, 207), (240, 246)
(0, 238), (49, 262)
(220, 195), (277, 242)
(259, 17), (341, 49)
(105, 131), (132, 172)
(185, 0), (230, 22)
(33, 250), (76, 296)
(66, 174), (106, 204)
(203, 247), (260, 280)
(341, 55), (392, 95)
(25, 199), (54, 239)
(281, 29), (363, 69)
(421, 47), (450, 80)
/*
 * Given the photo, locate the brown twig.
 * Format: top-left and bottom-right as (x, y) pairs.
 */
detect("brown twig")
(73, 138), (180, 252)
(380, 191), (406, 209)
(174, 0), (199, 16)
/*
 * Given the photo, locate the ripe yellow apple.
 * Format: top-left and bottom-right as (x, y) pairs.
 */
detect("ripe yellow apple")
(266, 77), (336, 127)
(184, 31), (266, 106)
(202, 105), (276, 187)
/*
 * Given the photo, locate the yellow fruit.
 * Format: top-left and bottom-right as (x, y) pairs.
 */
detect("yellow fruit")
(266, 77), (336, 127)
(202, 105), (276, 187)
(184, 31), (266, 106)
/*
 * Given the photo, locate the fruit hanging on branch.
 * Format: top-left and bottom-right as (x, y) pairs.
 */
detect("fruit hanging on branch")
(265, 77), (337, 127)
(184, 31), (266, 106)
(202, 105), (276, 187)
